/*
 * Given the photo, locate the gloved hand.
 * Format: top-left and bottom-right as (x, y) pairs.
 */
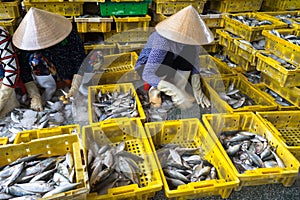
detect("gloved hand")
(191, 74), (210, 108)
(148, 87), (162, 108)
(25, 81), (43, 111)
(0, 84), (14, 111)
(66, 74), (83, 99)
(157, 80), (195, 109)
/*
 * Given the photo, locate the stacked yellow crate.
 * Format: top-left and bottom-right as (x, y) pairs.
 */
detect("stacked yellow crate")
(0, 0), (22, 35)
(206, 0), (263, 13)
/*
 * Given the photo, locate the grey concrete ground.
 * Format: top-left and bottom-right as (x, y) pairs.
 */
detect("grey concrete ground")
(150, 182), (299, 200)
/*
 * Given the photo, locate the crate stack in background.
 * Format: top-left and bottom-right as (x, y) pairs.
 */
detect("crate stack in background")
(0, 0), (22, 35)
(206, 0), (264, 13)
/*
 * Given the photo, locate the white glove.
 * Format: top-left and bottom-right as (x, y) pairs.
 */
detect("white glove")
(191, 74), (210, 108)
(148, 87), (162, 108)
(25, 81), (43, 111)
(157, 80), (195, 109)
(66, 74), (83, 99)
(0, 84), (14, 111)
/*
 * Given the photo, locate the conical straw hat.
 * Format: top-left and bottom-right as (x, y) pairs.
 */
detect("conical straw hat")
(12, 8), (72, 50)
(155, 5), (214, 45)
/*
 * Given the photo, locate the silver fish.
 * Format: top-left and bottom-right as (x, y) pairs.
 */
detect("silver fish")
(42, 182), (80, 198)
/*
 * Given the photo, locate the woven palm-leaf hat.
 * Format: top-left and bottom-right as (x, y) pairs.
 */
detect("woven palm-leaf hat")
(155, 5), (214, 45)
(13, 7), (72, 50)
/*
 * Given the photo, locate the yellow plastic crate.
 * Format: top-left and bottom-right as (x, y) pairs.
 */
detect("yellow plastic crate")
(117, 42), (146, 54)
(224, 49), (256, 72)
(104, 30), (151, 43)
(0, 137), (8, 145)
(14, 124), (80, 144)
(216, 29), (241, 53)
(75, 16), (113, 33)
(0, 134), (88, 199)
(261, 0), (300, 11)
(0, 0), (21, 19)
(23, 1), (83, 16)
(208, 0), (263, 13)
(234, 39), (260, 66)
(202, 112), (300, 191)
(223, 13), (288, 42)
(201, 40), (220, 54)
(93, 52), (141, 84)
(202, 74), (277, 113)
(84, 43), (117, 55)
(199, 55), (235, 77)
(88, 83), (145, 124)
(144, 118), (239, 199)
(0, 18), (17, 35)
(262, 29), (300, 66)
(212, 55), (245, 75)
(257, 111), (300, 161)
(256, 51), (300, 88)
(82, 118), (163, 199)
(261, 74), (300, 109)
(113, 15), (151, 33)
(200, 13), (224, 28)
(259, 11), (300, 29)
(152, 0), (206, 15)
(254, 83), (298, 111)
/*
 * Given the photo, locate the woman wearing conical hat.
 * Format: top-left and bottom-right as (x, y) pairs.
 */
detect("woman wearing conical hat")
(135, 5), (213, 109)
(12, 8), (85, 111)
(0, 26), (20, 118)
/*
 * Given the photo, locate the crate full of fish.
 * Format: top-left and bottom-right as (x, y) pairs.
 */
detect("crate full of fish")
(200, 13), (224, 28)
(88, 83), (146, 124)
(82, 118), (163, 199)
(99, 0), (151, 17)
(13, 124), (80, 144)
(117, 42), (146, 54)
(261, 0), (300, 11)
(254, 83), (298, 111)
(262, 29), (300, 66)
(259, 11), (300, 29)
(0, 137), (8, 145)
(207, 0), (263, 13)
(23, 1), (83, 16)
(0, 0), (21, 19)
(93, 52), (140, 84)
(0, 133), (88, 199)
(202, 74), (277, 113)
(223, 13), (288, 42)
(216, 29), (241, 53)
(152, 0), (206, 15)
(256, 51), (300, 88)
(261, 74), (300, 109)
(202, 112), (300, 191)
(213, 54), (245, 74)
(75, 15), (113, 33)
(144, 118), (239, 199)
(201, 40), (220, 54)
(257, 111), (300, 161)
(113, 15), (151, 33)
(233, 39), (265, 66)
(224, 49), (256, 72)
(0, 18), (18, 35)
(199, 55), (234, 77)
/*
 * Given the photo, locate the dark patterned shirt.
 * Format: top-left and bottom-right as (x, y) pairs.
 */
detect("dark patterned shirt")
(18, 27), (85, 83)
(135, 31), (200, 87)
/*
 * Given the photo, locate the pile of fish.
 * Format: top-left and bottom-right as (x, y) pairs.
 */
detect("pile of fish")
(243, 71), (261, 84)
(270, 29), (300, 46)
(87, 142), (144, 195)
(0, 153), (80, 199)
(91, 89), (139, 122)
(218, 81), (255, 109)
(214, 54), (238, 68)
(238, 39), (266, 50)
(157, 144), (217, 190)
(219, 130), (285, 173)
(260, 51), (297, 70)
(264, 88), (293, 106)
(229, 15), (273, 27)
(274, 14), (300, 26)
(0, 92), (74, 143)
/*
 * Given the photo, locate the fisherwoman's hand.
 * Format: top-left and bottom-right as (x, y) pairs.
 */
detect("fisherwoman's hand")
(191, 74), (210, 108)
(157, 80), (195, 109)
(0, 85), (13, 111)
(24, 81), (43, 111)
(66, 74), (83, 99)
